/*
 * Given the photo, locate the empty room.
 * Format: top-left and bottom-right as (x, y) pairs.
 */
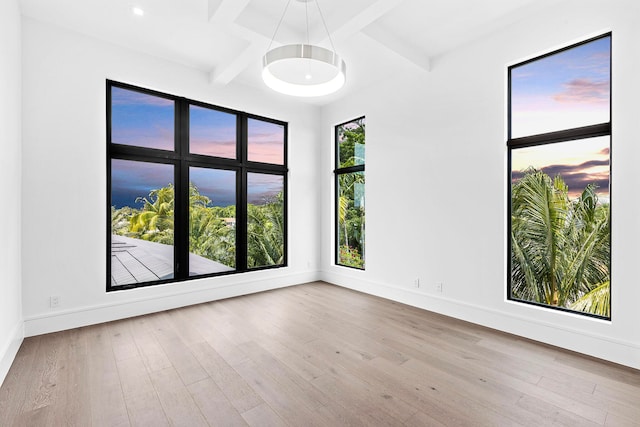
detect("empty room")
(1, 0), (639, 425)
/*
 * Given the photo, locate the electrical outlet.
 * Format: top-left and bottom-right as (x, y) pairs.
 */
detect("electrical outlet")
(50, 296), (60, 308)
(413, 278), (420, 288)
(435, 283), (443, 293)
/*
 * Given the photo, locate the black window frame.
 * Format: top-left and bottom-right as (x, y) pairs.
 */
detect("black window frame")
(107, 80), (288, 291)
(507, 33), (612, 319)
(334, 116), (366, 270)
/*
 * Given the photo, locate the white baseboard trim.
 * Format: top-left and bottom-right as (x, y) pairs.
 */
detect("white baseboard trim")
(24, 271), (321, 337)
(0, 320), (24, 387)
(321, 271), (640, 370)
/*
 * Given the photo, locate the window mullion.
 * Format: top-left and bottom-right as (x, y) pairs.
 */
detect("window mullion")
(175, 100), (190, 279)
(237, 115), (248, 272)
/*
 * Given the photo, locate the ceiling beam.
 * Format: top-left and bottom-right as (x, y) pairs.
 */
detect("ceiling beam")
(209, 0), (408, 86)
(209, 23), (270, 85)
(208, 0), (251, 23)
(209, 42), (264, 85)
(361, 22), (430, 72)
(327, 0), (405, 42)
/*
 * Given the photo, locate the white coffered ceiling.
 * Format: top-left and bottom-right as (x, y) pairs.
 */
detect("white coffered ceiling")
(18, 0), (554, 104)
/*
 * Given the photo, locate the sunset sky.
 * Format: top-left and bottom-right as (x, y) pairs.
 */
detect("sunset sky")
(189, 105), (236, 158)
(111, 87), (284, 209)
(511, 35), (610, 138)
(111, 87), (174, 150)
(511, 35), (610, 201)
(511, 136), (610, 200)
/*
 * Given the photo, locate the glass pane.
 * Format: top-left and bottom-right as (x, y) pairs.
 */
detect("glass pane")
(510, 136), (610, 317)
(189, 105), (237, 158)
(247, 118), (284, 164)
(111, 87), (175, 150)
(189, 167), (236, 275)
(337, 118), (365, 168)
(337, 171), (365, 269)
(511, 36), (610, 138)
(110, 159), (174, 286)
(247, 173), (284, 268)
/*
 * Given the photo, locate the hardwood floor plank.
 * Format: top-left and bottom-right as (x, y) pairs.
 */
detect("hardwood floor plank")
(403, 410), (449, 427)
(190, 303), (251, 366)
(148, 367), (208, 427)
(2, 282), (639, 427)
(237, 340), (329, 410)
(53, 328), (92, 426)
(234, 359), (330, 427)
(187, 377), (248, 426)
(148, 312), (209, 386)
(19, 331), (67, 421)
(241, 403), (288, 427)
(0, 337), (41, 427)
(128, 315), (172, 373)
(310, 370), (412, 425)
(116, 354), (156, 399)
(108, 319), (140, 362)
(124, 390), (169, 427)
(604, 412), (640, 427)
(84, 324), (130, 427)
(188, 340), (264, 413)
(516, 394), (602, 426)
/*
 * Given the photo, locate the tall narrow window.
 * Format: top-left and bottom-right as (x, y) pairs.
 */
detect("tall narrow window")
(108, 82), (287, 290)
(335, 117), (365, 269)
(508, 34), (611, 318)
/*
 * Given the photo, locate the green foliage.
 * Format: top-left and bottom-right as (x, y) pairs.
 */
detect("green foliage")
(511, 169), (610, 317)
(337, 172), (365, 269)
(188, 183), (236, 268)
(338, 245), (364, 269)
(338, 118), (365, 168)
(248, 192), (284, 268)
(128, 184), (175, 245)
(111, 184), (285, 270)
(570, 281), (610, 316)
(336, 119), (366, 269)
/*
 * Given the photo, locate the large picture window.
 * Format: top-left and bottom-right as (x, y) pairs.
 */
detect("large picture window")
(108, 81), (287, 290)
(508, 34), (611, 318)
(335, 117), (365, 269)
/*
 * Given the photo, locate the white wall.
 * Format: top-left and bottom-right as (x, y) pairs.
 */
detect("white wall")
(321, 0), (640, 369)
(0, 0), (24, 385)
(20, 17), (322, 336)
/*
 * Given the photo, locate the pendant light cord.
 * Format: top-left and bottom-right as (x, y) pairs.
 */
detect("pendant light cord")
(267, 0), (292, 52)
(305, 0), (310, 46)
(314, 0), (337, 54)
(267, 0), (337, 55)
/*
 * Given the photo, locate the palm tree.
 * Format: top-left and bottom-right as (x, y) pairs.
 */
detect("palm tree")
(248, 192), (284, 267)
(189, 183), (235, 267)
(128, 184), (175, 244)
(511, 169), (610, 316)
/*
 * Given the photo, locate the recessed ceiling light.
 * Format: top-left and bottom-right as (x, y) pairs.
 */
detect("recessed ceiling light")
(132, 6), (144, 16)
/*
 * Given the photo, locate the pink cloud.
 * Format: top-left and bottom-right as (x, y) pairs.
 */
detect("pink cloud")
(248, 141), (284, 164)
(190, 138), (236, 158)
(553, 78), (609, 104)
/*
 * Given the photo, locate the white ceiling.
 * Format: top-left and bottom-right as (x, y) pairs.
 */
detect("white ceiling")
(18, 0), (555, 105)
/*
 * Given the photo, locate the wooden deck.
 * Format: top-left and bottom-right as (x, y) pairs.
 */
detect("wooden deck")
(111, 235), (233, 286)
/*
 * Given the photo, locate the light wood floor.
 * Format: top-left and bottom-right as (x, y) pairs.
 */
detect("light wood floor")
(1, 282), (639, 426)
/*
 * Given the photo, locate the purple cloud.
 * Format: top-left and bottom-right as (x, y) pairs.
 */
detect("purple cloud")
(512, 158), (609, 199)
(553, 78), (609, 104)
